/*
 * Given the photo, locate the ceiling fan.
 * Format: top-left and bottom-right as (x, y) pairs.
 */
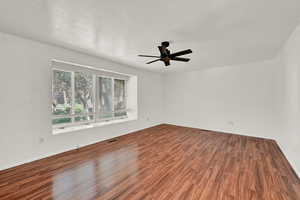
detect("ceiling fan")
(138, 41), (192, 66)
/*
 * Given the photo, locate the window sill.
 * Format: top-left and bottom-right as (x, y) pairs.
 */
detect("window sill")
(52, 117), (137, 135)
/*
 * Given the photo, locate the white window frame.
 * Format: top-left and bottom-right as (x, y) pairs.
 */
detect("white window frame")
(52, 60), (130, 132)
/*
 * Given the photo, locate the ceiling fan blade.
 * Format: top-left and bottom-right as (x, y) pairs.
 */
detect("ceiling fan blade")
(138, 55), (161, 58)
(146, 59), (161, 64)
(170, 57), (190, 62)
(169, 49), (192, 57)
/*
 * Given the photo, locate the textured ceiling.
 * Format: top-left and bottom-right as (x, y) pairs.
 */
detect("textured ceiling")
(0, 0), (300, 72)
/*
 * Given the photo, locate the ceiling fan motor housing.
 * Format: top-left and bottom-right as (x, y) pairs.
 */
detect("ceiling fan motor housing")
(161, 41), (170, 47)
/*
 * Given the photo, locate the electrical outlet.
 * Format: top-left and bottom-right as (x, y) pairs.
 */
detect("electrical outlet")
(38, 137), (45, 144)
(228, 121), (234, 126)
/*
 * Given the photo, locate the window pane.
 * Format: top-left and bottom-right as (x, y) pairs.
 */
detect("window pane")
(98, 77), (113, 119)
(74, 72), (94, 122)
(52, 70), (72, 116)
(114, 79), (127, 117)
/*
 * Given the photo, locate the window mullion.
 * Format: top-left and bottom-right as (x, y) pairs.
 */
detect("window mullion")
(94, 75), (99, 122)
(125, 80), (128, 112)
(112, 78), (115, 119)
(71, 71), (75, 123)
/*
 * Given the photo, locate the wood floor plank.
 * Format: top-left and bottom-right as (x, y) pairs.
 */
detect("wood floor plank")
(0, 124), (299, 200)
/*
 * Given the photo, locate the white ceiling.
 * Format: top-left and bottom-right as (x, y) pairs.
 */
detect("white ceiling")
(0, 0), (300, 72)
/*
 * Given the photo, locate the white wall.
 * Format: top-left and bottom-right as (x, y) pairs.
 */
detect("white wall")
(280, 23), (300, 176)
(0, 32), (164, 170)
(164, 58), (284, 139)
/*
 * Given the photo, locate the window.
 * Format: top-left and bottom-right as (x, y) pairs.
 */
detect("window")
(74, 72), (94, 122)
(52, 61), (132, 132)
(114, 79), (126, 117)
(98, 77), (113, 120)
(52, 70), (72, 125)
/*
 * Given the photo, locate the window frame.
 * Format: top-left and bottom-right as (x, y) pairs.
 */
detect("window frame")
(52, 67), (128, 130)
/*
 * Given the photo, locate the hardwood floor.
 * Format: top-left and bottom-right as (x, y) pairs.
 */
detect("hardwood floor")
(0, 124), (299, 200)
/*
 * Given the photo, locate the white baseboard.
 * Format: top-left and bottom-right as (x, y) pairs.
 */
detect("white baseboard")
(0, 147), (76, 171)
(0, 123), (161, 171)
